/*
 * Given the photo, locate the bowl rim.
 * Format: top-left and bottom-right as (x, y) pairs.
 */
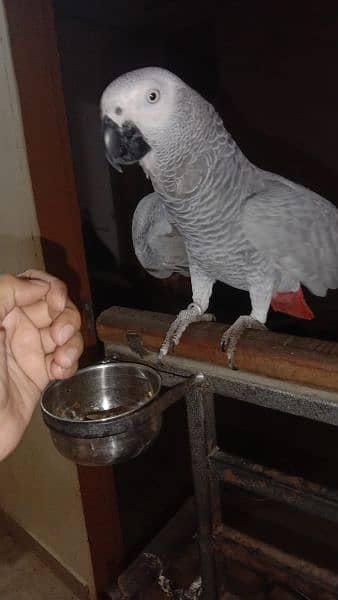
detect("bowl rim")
(40, 361), (162, 425)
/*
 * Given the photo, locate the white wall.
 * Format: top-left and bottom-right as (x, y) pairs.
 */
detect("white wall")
(0, 2), (95, 597)
(0, 8), (43, 274)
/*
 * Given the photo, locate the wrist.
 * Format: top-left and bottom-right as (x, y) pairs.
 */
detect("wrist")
(0, 404), (26, 461)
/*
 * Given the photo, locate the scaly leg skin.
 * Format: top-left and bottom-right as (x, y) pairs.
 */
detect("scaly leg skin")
(221, 282), (273, 369)
(159, 267), (215, 360)
(220, 315), (266, 369)
(159, 302), (215, 359)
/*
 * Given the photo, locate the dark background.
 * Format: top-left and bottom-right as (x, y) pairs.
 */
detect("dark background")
(53, 0), (338, 569)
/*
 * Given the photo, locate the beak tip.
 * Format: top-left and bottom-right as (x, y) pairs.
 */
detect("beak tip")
(104, 151), (123, 174)
(113, 162), (123, 174)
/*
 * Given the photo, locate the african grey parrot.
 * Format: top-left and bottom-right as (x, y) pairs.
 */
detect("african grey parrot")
(100, 67), (338, 367)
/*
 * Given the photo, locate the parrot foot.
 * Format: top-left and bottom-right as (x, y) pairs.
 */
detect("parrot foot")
(220, 315), (266, 369)
(159, 303), (215, 359)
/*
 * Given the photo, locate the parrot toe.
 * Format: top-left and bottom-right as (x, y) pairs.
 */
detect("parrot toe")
(158, 304), (215, 360)
(220, 315), (266, 369)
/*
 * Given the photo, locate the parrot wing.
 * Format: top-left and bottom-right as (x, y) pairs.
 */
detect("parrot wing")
(132, 192), (190, 279)
(242, 174), (338, 296)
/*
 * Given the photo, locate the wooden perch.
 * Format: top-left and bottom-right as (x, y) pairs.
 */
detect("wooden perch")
(97, 306), (338, 392)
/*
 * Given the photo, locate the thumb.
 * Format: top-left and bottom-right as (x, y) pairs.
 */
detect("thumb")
(0, 327), (9, 411)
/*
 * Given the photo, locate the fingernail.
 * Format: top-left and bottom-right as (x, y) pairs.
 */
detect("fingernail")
(64, 347), (78, 367)
(51, 362), (63, 379)
(59, 324), (74, 345)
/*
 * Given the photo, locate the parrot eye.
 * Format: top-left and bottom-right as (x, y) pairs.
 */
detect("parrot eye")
(147, 89), (160, 103)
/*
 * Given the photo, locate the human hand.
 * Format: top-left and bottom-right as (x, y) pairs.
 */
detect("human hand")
(0, 270), (84, 459)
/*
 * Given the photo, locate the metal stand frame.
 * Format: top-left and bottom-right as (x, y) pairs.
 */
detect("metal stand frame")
(105, 339), (338, 599)
(184, 375), (338, 600)
(185, 374), (220, 600)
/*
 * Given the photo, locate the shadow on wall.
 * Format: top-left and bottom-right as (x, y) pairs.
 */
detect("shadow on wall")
(0, 234), (43, 275)
(38, 238), (83, 308)
(0, 234), (83, 302)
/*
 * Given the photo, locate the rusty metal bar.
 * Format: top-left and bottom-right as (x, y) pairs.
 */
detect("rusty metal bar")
(103, 339), (338, 427)
(215, 524), (338, 600)
(185, 374), (218, 600)
(97, 306), (338, 392)
(211, 450), (338, 524)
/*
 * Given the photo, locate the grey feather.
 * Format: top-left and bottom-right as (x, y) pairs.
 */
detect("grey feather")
(132, 192), (190, 279)
(243, 173), (338, 296)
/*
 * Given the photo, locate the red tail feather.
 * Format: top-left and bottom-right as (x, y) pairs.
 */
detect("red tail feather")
(271, 288), (314, 320)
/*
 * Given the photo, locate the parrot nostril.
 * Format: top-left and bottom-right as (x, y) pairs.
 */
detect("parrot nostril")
(115, 106), (122, 116)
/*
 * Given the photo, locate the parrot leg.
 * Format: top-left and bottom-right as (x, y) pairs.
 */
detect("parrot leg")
(221, 282), (272, 369)
(220, 315), (266, 368)
(159, 268), (215, 360)
(159, 303), (215, 359)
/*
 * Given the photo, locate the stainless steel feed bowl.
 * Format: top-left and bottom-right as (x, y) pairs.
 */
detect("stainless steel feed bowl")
(40, 362), (162, 466)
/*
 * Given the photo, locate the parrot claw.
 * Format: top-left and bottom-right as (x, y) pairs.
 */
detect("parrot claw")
(158, 304), (215, 359)
(158, 343), (167, 360)
(220, 315), (266, 369)
(158, 339), (176, 361)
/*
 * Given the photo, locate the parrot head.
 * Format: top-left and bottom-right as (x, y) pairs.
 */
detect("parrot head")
(100, 67), (193, 172)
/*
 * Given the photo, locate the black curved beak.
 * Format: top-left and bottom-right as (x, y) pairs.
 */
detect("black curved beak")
(102, 116), (151, 173)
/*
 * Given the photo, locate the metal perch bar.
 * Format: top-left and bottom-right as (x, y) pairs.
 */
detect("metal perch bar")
(97, 306), (338, 391)
(98, 307), (338, 427)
